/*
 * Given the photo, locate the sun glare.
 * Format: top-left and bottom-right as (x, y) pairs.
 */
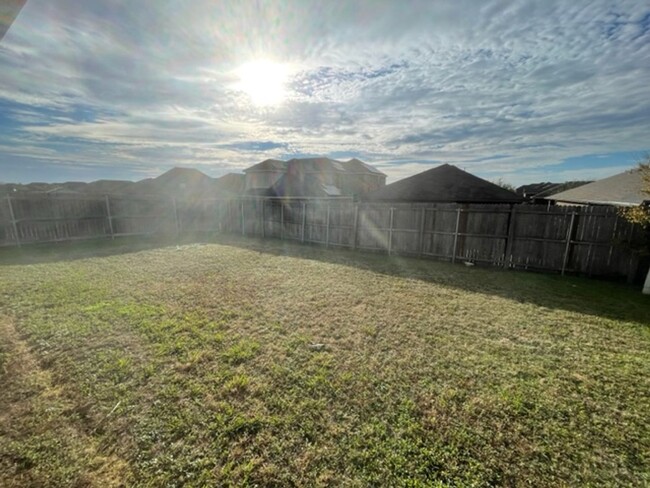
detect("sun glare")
(236, 60), (289, 107)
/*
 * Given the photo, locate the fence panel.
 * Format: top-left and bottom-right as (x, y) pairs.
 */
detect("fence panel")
(456, 204), (509, 264)
(109, 196), (175, 236)
(0, 194), (645, 282)
(4, 196), (108, 244)
(357, 204), (390, 251)
(390, 204), (420, 255)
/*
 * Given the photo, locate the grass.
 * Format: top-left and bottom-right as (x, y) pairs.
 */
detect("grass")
(0, 236), (649, 487)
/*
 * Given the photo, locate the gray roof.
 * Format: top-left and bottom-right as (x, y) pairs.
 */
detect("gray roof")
(345, 158), (386, 176)
(548, 168), (648, 206)
(244, 159), (288, 173)
(364, 164), (522, 203)
(244, 156), (385, 176)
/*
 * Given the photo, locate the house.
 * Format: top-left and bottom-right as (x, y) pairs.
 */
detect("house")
(244, 157), (386, 198)
(363, 164), (522, 203)
(82, 179), (135, 195)
(546, 168), (649, 206)
(213, 173), (245, 196)
(243, 159), (288, 194)
(130, 167), (218, 197)
(517, 181), (591, 203)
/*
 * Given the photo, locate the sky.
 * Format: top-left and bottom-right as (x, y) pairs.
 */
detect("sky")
(0, 0), (649, 186)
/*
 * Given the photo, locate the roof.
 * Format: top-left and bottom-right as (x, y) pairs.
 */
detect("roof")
(268, 173), (340, 198)
(364, 164), (523, 203)
(213, 173), (245, 195)
(83, 179), (135, 194)
(130, 167), (215, 196)
(244, 159), (287, 173)
(286, 157), (347, 173)
(345, 158), (386, 176)
(244, 156), (385, 176)
(517, 181), (591, 199)
(0, 0), (26, 42)
(548, 168), (649, 206)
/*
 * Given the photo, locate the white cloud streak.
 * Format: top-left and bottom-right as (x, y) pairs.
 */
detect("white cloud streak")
(0, 0), (648, 182)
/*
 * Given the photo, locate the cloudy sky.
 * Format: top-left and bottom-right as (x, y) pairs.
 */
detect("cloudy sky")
(1, 0), (649, 185)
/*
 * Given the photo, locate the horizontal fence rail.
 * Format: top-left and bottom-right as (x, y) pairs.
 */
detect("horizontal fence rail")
(0, 194), (645, 281)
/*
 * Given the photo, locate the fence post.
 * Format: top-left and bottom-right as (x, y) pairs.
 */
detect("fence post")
(240, 200), (245, 236)
(451, 207), (461, 263)
(325, 203), (331, 248)
(105, 194), (115, 239)
(261, 199), (265, 238)
(301, 202), (306, 243)
(561, 211), (577, 275)
(504, 205), (517, 268)
(418, 207), (427, 257)
(6, 195), (20, 248)
(352, 203), (359, 250)
(388, 207), (394, 255)
(280, 202), (284, 240)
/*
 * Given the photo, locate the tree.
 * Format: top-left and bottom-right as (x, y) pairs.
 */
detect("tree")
(619, 156), (650, 227)
(492, 178), (517, 193)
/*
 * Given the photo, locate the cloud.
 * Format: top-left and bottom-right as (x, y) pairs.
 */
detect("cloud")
(0, 0), (649, 182)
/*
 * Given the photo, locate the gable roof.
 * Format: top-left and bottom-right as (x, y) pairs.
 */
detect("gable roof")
(244, 159), (287, 173)
(268, 173), (342, 198)
(131, 167), (214, 196)
(213, 173), (245, 195)
(517, 181), (592, 199)
(345, 158), (386, 176)
(548, 168), (648, 206)
(244, 156), (386, 176)
(364, 164), (522, 203)
(286, 157), (347, 173)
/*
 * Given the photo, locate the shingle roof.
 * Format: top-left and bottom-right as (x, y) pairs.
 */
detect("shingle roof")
(269, 173), (339, 198)
(345, 158), (386, 176)
(548, 168), (648, 206)
(245, 157), (385, 176)
(286, 157), (347, 173)
(244, 159), (288, 172)
(363, 164), (522, 203)
(213, 173), (245, 195)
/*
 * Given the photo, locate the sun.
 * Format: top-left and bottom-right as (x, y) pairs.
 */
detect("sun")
(236, 60), (289, 107)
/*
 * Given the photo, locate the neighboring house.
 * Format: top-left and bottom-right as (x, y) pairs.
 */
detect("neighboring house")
(83, 179), (136, 195)
(213, 173), (245, 196)
(244, 157), (386, 198)
(131, 167), (217, 197)
(547, 168), (649, 206)
(244, 159), (288, 193)
(1, 168), (246, 200)
(517, 181), (591, 203)
(131, 167), (248, 198)
(363, 164), (522, 203)
(0, 181), (86, 197)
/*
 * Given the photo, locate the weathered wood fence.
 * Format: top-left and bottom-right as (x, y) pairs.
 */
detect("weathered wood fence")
(0, 194), (226, 246)
(0, 194), (645, 281)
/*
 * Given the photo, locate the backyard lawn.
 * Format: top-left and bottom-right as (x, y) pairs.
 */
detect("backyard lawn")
(0, 236), (648, 487)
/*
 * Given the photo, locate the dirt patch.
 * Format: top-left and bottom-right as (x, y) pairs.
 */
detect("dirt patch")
(0, 316), (129, 487)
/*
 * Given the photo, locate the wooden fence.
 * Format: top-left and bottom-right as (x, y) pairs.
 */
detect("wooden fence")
(0, 194), (226, 246)
(0, 194), (646, 282)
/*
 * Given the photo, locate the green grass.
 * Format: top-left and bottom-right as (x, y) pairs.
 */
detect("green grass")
(0, 236), (649, 487)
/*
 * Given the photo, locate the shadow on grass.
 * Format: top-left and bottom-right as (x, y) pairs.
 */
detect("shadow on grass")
(213, 235), (650, 327)
(1, 233), (648, 326)
(0, 235), (215, 266)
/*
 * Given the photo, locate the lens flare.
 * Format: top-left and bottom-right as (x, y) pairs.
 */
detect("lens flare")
(236, 60), (289, 107)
